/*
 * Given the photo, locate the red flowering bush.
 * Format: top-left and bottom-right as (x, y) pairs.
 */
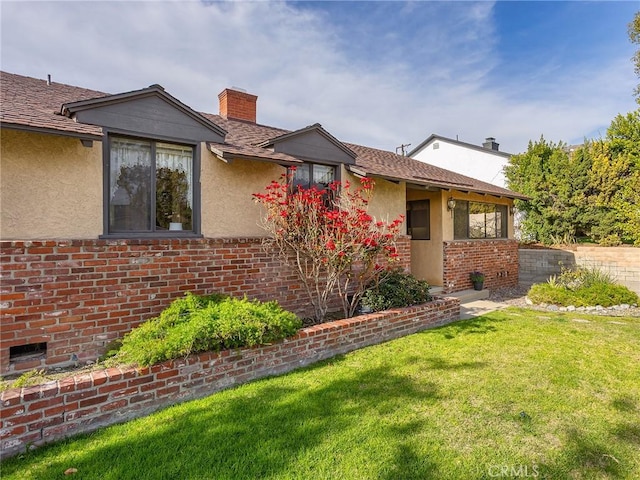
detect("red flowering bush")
(253, 169), (405, 321)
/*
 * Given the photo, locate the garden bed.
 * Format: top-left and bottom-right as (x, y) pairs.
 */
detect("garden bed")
(0, 296), (459, 459)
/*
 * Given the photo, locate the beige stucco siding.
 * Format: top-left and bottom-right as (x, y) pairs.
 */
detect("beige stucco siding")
(204, 162), (408, 239)
(341, 167), (407, 232)
(201, 151), (284, 237)
(1, 130), (103, 239)
(407, 189), (443, 286)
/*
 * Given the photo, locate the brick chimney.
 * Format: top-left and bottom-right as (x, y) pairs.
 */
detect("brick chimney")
(482, 137), (499, 151)
(218, 88), (257, 123)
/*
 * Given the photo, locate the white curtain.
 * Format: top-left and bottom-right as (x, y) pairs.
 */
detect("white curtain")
(110, 138), (151, 203)
(156, 142), (193, 207)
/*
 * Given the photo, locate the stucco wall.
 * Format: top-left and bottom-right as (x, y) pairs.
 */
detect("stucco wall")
(201, 153), (283, 237)
(341, 167), (406, 230)
(0, 130), (103, 239)
(0, 131), (284, 240)
(407, 189), (443, 286)
(1, 133), (407, 241)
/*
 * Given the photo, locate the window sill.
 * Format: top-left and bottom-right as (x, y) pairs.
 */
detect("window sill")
(99, 233), (203, 240)
(451, 237), (511, 241)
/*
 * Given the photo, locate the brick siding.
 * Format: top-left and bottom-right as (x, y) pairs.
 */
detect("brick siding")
(0, 296), (459, 459)
(442, 239), (519, 293)
(0, 236), (411, 375)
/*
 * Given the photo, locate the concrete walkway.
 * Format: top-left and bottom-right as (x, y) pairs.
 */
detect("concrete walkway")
(436, 288), (509, 320)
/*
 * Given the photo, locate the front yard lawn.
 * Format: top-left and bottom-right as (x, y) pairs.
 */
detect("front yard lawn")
(3, 307), (639, 479)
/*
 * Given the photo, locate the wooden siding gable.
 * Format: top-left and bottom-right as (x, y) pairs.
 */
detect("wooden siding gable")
(259, 123), (356, 165)
(62, 86), (226, 143)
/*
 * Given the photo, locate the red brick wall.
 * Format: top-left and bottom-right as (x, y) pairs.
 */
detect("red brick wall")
(0, 296), (459, 459)
(442, 240), (519, 293)
(0, 236), (411, 375)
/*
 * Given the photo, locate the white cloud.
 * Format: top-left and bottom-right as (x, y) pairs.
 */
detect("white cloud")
(1, 0), (636, 156)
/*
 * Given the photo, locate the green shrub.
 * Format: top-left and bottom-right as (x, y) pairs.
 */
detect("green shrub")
(361, 270), (431, 312)
(10, 369), (47, 389)
(528, 266), (639, 307)
(111, 293), (302, 367)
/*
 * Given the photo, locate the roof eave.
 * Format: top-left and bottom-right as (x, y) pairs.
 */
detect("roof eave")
(408, 133), (513, 158)
(207, 143), (303, 166)
(346, 165), (527, 200)
(0, 122), (103, 141)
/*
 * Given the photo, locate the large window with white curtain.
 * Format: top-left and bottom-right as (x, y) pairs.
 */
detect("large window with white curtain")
(108, 136), (195, 234)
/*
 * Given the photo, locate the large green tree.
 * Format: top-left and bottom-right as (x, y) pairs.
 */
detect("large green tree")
(505, 137), (591, 244)
(596, 110), (640, 244)
(506, 112), (640, 245)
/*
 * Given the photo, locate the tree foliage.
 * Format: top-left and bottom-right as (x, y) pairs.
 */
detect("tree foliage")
(506, 111), (640, 245)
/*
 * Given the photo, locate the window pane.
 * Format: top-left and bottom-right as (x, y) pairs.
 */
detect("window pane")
(407, 200), (430, 240)
(292, 165), (310, 190)
(156, 143), (193, 231)
(109, 138), (152, 231)
(496, 205), (508, 238)
(453, 201), (468, 239)
(312, 165), (334, 189)
(469, 202), (494, 238)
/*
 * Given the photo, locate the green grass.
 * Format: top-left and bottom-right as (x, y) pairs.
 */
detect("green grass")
(3, 308), (639, 479)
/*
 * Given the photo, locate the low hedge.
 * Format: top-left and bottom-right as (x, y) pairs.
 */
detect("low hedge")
(528, 283), (638, 307)
(527, 267), (639, 307)
(110, 293), (302, 367)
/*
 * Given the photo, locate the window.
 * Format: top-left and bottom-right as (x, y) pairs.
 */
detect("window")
(291, 164), (336, 190)
(454, 201), (507, 239)
(107, 136), (196, 235)
(407, 200), (430, 240)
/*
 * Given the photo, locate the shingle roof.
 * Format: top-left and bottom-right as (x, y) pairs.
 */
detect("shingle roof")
(1, 72), (106, 138)
(0, 71), (526, 199)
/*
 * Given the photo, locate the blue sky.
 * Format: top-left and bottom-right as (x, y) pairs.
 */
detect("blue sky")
(1, 1), (637, 154)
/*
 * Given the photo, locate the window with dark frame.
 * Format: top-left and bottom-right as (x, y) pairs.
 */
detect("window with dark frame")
(407, 199), (431, 240)
(107, 136), (196, 235)
(453, 201), (508, 239)
(290, 163), (336, 190)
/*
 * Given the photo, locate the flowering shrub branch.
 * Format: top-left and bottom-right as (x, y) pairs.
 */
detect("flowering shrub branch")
(253, 169), (405, 321)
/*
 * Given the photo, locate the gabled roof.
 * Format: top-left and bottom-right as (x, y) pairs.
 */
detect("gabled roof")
(62, 84), (227, 138)
(0, 71), (526, 199)
(258, 123), (357, 161)
(409, 133), (512, 159)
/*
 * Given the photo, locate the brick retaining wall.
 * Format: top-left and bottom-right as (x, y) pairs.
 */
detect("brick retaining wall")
(0, 237), (411, 375)
(0, 296), (459, 459)
(442, 240), (519, 293)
